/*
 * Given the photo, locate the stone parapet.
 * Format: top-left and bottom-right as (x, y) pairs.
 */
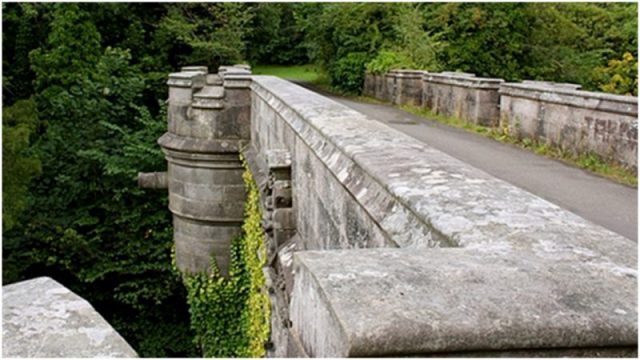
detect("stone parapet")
(422, 72), (504, 126)
(250, 76), (636, 357)
(3, 277), (138, 357)
(292, 248), (637, 357)
(364, 70), (504, 126)
(522, 79), (582, 91)
(500, 82), (637, 115)
(363, 72), (376, 98)
(500, 82), (638, 171)
(251, 76), (446, 250)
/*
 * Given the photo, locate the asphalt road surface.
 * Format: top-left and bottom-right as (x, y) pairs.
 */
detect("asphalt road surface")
(295, 82), (638, 242)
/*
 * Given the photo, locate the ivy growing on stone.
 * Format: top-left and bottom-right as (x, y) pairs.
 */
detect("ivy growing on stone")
(178, 157), (270, 357)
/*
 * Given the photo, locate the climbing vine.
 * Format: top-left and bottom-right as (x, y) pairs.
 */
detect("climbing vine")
(176, 157), (270, 357)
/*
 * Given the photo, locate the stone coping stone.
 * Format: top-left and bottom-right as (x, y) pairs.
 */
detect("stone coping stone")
(221, 66), (252, 77)
(522, 80), (581, 90)
(291, 248), (637, 357)
(393, 69), (428, 79)
(251, 76), (634, 266)
(424, 72), (504, 89)
(384, 70), (400, 77)
(440, 71), (476, 77)
(500, 82), (638, 116)
(167, 71), (205, 88)
(3, 277), (138, 358)
(180, 65), (208, 73)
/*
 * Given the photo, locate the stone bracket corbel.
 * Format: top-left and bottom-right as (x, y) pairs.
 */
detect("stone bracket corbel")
(261, 149), (296, 266)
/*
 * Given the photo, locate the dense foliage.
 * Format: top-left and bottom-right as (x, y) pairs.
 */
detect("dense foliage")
(2, 98), (41, 231)
(3, 3), (200, 356)
(3, 3), (278, 356)
(3, 2), (637, 358)
(180, 161), (269, 357)
(296, 2), (637, 94)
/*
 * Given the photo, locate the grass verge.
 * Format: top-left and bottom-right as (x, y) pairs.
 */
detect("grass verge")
(252, 64), (325, 83)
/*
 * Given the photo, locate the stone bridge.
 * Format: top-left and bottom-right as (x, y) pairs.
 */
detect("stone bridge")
(144, 66), (636, 357)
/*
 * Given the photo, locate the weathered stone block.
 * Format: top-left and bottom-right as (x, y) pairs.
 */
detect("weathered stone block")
(137, 171), (167, 189)
(272, 208), (295, 230)
(173, 215), (241, 275)
(266, 149), (292, 170)
(180, 65), (208, 74)
(192, 86), (225, 110)
(291, 248), (637, 357)
(522, 80), (581, 90)
(394, 70), (426, 106)
(167, 71), (205, 90)
(3, 277), (137, 358)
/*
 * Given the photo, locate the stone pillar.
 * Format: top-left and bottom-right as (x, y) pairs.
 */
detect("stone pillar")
(395, 70), (426, 106)
(384, 70), (399, 104)
(157, 65), (251, 276)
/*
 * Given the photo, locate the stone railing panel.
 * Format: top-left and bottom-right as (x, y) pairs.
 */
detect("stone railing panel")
(500, 83), (638, 171)
(394, 69), (426, 106)
(423, 72), (504, 126)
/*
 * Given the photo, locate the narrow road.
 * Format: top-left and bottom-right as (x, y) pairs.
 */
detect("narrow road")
(295, 82), (638, 242)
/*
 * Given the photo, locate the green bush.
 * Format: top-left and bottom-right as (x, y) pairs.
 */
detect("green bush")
(330, 52), (370, 94)
(366, 50), (414, 74)
(179, 158), (270, 357)
(593, 52), (638, 96)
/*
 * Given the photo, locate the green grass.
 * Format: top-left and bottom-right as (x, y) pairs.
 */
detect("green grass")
(252, 64), (325, 82)
(398, 104), (637, 187)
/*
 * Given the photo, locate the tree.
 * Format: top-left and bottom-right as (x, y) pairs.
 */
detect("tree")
(2, 3), (51, 105)
(155, 3), (253, 70)
(593, 52), (638, 96)
(2, 98), (41, 231)
(4, 4), (196, 356)
(245, 3), (308, 65)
